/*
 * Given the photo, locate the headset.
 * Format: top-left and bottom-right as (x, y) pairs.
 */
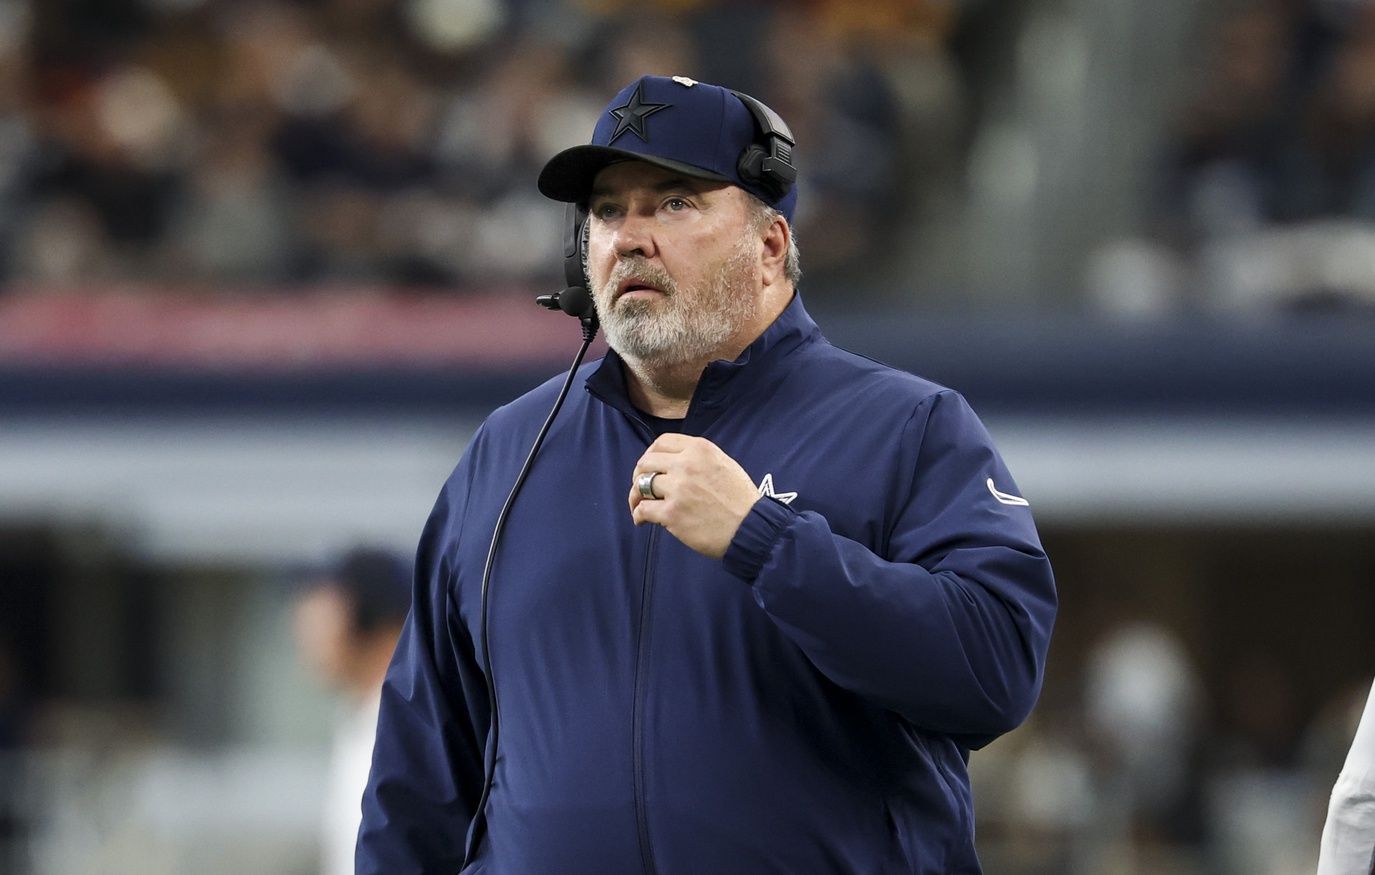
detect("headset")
(462, 88), (796, 868)
(536, 203), (594, 323)
(731, 89), (798, 204)
(536, 88), (796, 323)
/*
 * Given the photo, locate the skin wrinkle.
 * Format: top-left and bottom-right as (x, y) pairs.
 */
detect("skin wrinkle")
(578, 175), (798, 376)
(580, 195), (799, 323)
(593, 232), (759, 368)
(582, 161), (794, 416)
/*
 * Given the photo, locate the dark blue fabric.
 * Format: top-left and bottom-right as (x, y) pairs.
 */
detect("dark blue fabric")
(538, 75), (799, 221)
(358, 295), (1057, 874)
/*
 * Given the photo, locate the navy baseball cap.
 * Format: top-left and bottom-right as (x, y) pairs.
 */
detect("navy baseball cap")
(297, 546), (412, 633)
(538, 75), (798, 222)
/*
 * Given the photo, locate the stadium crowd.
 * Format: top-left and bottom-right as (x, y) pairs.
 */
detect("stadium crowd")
(1101, 0), (1375, 313)
(5, 0), (1375, 313)
(0, 0), (967, 302)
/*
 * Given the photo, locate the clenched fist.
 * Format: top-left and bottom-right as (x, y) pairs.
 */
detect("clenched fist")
(627, 434), (762, 559)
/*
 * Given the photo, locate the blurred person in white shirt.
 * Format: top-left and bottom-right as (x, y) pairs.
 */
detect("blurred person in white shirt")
(293, 547), (411, 875)
(1319, 678), (1375, 875)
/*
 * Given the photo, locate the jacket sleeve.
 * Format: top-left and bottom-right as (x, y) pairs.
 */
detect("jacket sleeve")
(722, 389), (1056, 746)
(1317, 678), (1375, 875)
(357, 428), (492, 874)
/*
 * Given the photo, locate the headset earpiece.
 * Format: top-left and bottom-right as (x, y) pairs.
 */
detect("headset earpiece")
(730, 90), (798, 203)
(564, 202), (588, 292)
(737, 144), (771, 193)
(537, 202), (596, 323)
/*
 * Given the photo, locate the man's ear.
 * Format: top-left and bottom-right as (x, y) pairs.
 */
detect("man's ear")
(760, 215), (790, 286)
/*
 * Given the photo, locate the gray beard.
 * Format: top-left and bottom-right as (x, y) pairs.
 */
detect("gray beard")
(594, 239), (759, 368)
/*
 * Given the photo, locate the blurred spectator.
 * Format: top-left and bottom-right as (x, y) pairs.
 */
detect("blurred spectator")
(969, 710), (1095, 872)
(1095, 0), (1375, 314)
(1082, 622), (1209, 860)
(292, 546), (411, 875)
(1210, 652), (1321, 874)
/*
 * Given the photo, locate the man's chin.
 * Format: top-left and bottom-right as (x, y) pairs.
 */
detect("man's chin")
(606, 332), (669, 362)
(605, 323), (685, 364)
(612, 297), (662, 318)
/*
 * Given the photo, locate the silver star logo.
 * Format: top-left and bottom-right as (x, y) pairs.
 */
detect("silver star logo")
(757, 473), (797, 506)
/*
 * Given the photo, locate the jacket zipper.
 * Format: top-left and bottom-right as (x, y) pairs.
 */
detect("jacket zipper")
(632, 523), (661, 875)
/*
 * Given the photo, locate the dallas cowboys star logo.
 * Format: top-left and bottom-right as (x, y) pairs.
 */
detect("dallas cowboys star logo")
(756, 473), (797, 506)
(608, 81), (670, 144)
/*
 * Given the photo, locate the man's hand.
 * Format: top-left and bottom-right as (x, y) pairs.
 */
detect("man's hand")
(628, 434), (761, 559)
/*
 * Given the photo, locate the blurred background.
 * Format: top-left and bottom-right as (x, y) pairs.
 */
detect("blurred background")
(1, 0), (1374, 872)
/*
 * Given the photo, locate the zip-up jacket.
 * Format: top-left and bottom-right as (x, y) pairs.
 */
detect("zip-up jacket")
(358, 295), (1057, 874)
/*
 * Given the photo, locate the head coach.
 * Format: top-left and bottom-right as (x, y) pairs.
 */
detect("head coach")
(357, 74), (1057, 874)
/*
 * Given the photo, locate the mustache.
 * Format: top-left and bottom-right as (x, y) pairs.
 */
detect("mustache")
(604, 258), (676, 299)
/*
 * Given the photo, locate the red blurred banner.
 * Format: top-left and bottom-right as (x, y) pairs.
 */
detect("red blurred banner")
(0, 287), (595, 368)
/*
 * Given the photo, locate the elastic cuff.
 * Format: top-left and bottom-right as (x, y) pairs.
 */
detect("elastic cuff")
(722, 497), (796, 582)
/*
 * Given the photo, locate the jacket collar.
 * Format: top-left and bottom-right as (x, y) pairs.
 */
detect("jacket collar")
(585, 292), (822, 432)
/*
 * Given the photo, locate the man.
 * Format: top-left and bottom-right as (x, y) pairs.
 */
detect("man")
(1318, 677), (1375, 874)
(292, 547), (411, 875)
(359, 75), (1056, 874)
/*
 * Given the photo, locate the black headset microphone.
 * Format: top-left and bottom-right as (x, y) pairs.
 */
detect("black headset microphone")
(462, 90), (795, 868)
(536, 203), (596, 327)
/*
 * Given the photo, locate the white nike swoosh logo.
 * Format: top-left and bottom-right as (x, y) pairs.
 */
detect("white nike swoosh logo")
(987, 478), (1029, 506)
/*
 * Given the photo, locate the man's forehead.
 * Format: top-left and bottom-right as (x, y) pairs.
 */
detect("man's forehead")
(589, 161), (736, 200)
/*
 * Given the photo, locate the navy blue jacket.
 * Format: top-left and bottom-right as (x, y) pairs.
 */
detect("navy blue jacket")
(359, 296), (1057, 874)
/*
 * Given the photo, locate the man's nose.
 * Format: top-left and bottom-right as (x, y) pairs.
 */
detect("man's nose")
(613, 212), (657, 260)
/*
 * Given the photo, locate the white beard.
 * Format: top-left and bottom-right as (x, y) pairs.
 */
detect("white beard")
(593, 236), (759, 368)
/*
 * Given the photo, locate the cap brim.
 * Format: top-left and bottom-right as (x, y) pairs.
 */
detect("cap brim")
(538, 145), (734, 203)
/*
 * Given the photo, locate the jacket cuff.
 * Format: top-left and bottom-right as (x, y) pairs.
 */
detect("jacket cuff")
(723, 496), (796, 582)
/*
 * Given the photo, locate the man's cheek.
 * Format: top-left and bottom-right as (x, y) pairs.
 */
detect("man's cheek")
(589, 276), (615, 308)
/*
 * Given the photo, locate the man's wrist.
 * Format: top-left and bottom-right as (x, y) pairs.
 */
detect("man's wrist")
(721, 496), (796, 582)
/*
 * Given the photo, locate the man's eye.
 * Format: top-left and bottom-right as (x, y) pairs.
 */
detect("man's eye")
(593, 204), (620, 220)
(664, 197), (688, 211)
